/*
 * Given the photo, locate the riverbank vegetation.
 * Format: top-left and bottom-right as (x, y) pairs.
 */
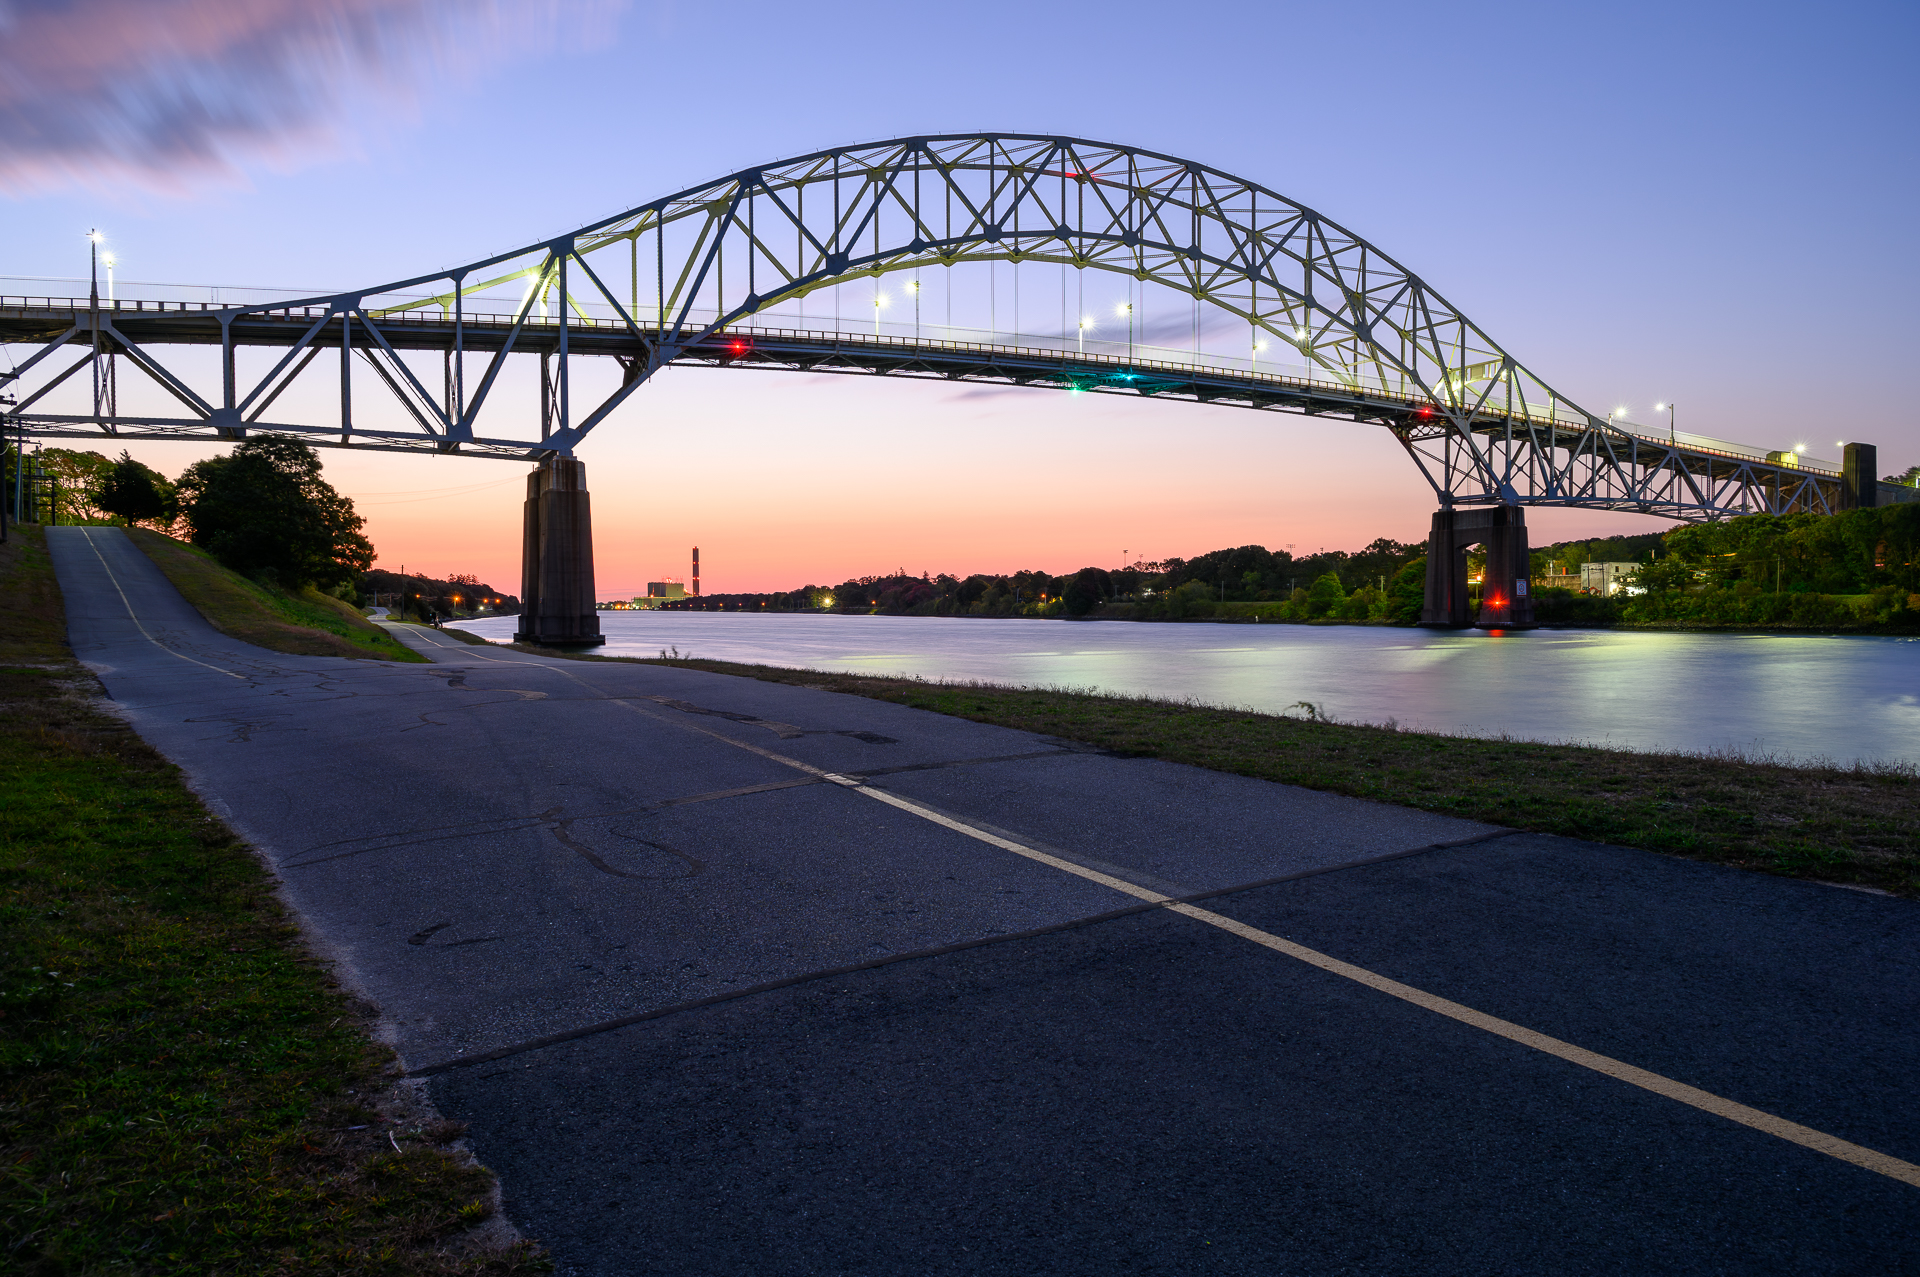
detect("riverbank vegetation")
(658, 504), (1919, 634)
(0, 524), (544, 1274)
(617, 652), (1919, 898)
(6, 438), (520, 628)
(129, 529), (425, 663)
(364, 568), (520, 625)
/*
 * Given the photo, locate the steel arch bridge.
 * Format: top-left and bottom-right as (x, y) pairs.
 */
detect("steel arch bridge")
(2, 134), (1877, 526)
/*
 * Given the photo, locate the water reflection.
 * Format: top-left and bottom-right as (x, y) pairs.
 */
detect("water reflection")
(457, 613), (1919, 765)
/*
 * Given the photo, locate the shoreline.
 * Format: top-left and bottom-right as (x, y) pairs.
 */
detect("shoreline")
(590, 608), (1920, 638)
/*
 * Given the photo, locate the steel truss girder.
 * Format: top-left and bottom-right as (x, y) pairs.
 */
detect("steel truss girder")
(0, 133), (1821, 521)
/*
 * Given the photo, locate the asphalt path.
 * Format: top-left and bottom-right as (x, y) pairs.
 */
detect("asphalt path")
(45, 526), (1920, 1275)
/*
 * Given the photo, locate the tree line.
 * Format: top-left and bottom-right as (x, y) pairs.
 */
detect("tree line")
(5, 438), (409, 605)
(1583, 505), (1920, 629)
(661, 503), (1920, 631)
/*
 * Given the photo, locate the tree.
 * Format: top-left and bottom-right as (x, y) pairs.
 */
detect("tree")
(1062, 567), (1112, 616)
(1387, 558), (1427, 621)
(37, 448), (115, 522)
(1304, 572), (1346, 618)
(175, 436), (373, 589)
(96, 451), (175, 528)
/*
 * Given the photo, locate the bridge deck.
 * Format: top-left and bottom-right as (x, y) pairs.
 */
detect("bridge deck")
(0, 298), (1841, 491)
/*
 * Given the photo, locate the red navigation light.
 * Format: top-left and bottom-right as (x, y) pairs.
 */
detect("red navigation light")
(1418, 406), (1433, 418)
(729, 339), (747, 354)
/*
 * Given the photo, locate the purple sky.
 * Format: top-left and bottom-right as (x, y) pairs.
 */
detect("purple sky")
(4, 0), (1913, 593)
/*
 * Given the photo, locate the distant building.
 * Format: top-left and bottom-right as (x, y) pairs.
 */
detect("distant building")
(629, 580), (688, 610)
(1581, 562), (1643, 596)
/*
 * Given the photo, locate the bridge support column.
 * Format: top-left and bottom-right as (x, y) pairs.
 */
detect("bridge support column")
(514, 456), (604, 647)
(1420, 505), (1536, 630)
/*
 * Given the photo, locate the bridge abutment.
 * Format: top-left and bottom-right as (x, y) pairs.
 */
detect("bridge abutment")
(514, 456), (605, 647)
(1420, 505), (1536, 630)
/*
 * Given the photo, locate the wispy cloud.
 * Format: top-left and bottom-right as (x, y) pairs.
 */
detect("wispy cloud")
(0, 0), (623, 195)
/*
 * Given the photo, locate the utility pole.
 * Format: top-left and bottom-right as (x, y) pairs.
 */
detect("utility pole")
(0, 393), (14, 543)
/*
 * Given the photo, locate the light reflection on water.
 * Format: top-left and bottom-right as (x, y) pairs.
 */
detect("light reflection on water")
(458, 612), (1920, 765)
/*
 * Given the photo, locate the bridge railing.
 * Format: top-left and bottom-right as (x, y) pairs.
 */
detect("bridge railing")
(0, 295), (1838, 476)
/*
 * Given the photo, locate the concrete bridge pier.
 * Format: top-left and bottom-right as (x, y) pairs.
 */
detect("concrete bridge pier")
(514, 456), (605, 647)
(1420, 505), (1536, 630)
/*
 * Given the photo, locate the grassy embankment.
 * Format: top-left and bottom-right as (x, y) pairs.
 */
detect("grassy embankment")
(0, 524), (544, 1274)
(525, 645), (1918, 897)
(127, 528), (426, 663)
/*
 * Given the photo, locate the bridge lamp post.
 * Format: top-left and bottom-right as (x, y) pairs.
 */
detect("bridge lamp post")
(87, 230), (105, 423)
(1655, 402), (1675, 444)
(903, 278), (920, 339)
(1077, 315), (1094, 355)
(1116, 302), (1133, 362)
(872, 289), (888, 338)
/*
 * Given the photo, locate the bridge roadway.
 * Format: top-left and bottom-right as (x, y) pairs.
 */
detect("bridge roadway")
(46, 526), (1920, 1275)
(0, 298), (1845, 516)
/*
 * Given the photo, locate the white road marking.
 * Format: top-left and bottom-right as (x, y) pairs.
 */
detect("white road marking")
(381, 636), (1920, 1188)
(77, 529), (244, 679)
(847, 779), (1920, 1189)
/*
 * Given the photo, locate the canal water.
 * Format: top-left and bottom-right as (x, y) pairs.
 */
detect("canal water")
(456, 613), (1920, 766)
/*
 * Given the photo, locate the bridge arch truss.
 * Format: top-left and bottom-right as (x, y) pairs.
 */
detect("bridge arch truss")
(0, 134), (1847, 520)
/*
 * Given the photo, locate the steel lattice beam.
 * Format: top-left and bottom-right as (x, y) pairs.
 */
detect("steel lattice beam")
(0, 133), (1840, 519)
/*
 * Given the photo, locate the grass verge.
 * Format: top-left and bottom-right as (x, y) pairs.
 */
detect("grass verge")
(528, 647), (1919, 897)
(1, 523), (545, 1274)
(127, 529), (426, 663)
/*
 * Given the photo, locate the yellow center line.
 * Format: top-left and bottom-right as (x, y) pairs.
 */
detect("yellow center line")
(851, 780), (1920, 1189)
(384, 640), (1920, 1188)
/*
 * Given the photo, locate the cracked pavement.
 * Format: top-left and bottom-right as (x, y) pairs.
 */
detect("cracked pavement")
(45, 526), (1920, 1276)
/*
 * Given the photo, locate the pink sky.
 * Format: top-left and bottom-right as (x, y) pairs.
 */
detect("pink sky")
(111, 368), (1685, 598)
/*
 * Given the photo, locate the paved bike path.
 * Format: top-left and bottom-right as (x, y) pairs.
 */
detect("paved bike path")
(45, 526), (1920, 1275)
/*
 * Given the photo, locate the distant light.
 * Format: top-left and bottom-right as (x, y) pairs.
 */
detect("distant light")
(873, 294), (888, 308)
(87, 230), (104, 244)
(1615, 406), (1629, 416)
(1795, 443), (1807, 453)
(1115, 302), (1132, 316)
(1253, 340), (1268, 351)
(1294, 327), (1307, 340)
(1078, 317), (1094, 330)
(102, 253), (116, 267)
(904, 280), (920, 294)
(1654, 402), (1666, 411)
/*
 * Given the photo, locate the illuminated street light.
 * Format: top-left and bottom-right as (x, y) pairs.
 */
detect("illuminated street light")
(1077, 315), (1094, 354)
(1654, 401), (1675, 443)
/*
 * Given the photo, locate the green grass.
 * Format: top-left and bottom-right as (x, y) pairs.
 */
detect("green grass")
(431, 628), (497, 647)
(530, 648), (1920, 898)
(127, 530), (426, 663)
(1, 524), (545, 1274)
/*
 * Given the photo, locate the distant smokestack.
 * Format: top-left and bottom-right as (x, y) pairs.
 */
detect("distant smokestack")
(692, 546), (700, 596)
